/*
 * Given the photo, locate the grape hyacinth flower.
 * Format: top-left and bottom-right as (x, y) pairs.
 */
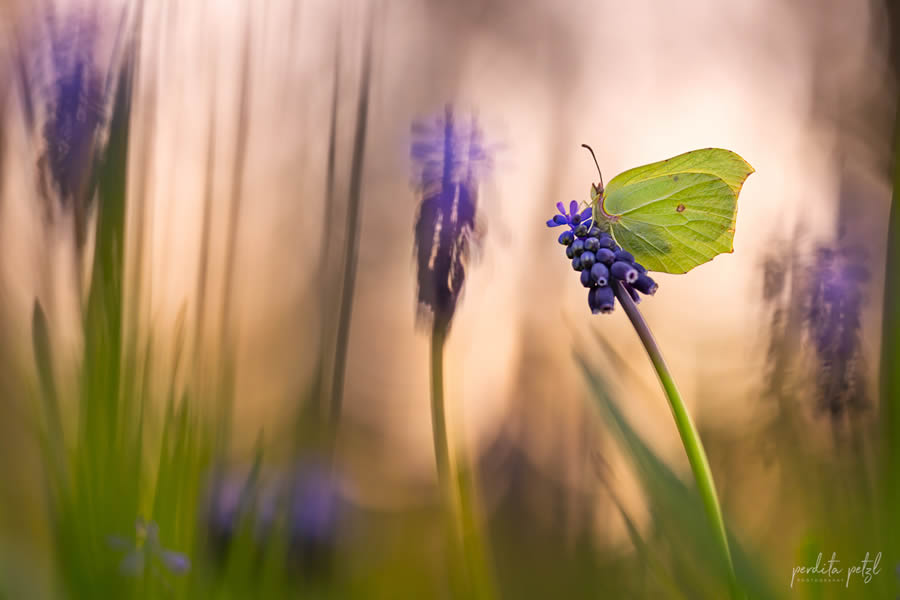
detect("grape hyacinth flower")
(412, 106), (489, 327)
(29, 12), (109, 248)
(411, 106), (498, 598)
(548, 210), (657, 314)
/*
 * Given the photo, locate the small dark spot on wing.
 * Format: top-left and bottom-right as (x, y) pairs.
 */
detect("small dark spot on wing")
(672, 175), (679, 182)
(676, 203), (685, 213)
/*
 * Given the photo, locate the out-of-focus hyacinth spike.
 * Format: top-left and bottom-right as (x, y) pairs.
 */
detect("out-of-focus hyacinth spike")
(35, 13), (107, 210)
(803, 243), (870, 416)
(412, 106), (491, 326)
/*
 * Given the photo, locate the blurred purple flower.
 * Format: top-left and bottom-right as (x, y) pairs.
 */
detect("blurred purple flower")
(33, 13), (107, 215)
(412, 105), (491, 326)
(803, 244), (869, 416)
(289, 463), (340, 545)
(204, 472), (252, 561)
(203, 460), (343, 575)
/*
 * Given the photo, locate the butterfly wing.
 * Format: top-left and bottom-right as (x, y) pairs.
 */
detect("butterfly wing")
(598, 149), (754, 274)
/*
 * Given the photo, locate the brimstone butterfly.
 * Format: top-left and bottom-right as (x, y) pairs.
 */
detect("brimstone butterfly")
(584, 146), (754, 274)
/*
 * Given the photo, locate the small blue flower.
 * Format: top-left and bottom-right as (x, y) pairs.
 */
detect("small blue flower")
(108, 518), (190, 578)
(546, 200), (592, 229)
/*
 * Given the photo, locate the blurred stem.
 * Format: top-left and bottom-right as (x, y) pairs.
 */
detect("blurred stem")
(430, 322), (452, 494)
(879, 97), (900, 561)
(614, 282), (740, 599)
(430, 321), (498, 600)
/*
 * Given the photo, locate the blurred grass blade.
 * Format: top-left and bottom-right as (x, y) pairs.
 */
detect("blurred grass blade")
(879, 90), (900, 564)
(328, 10), (373, 447)
(605, 488), (689, 600)
(32, 300), (66, 480)
(576, 354), (781, 600)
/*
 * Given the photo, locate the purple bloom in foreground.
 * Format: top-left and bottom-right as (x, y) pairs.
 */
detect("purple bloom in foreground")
(412, 105), (491, 326)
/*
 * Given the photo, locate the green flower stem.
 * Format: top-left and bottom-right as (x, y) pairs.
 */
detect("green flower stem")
(430, 320), (497, 600)
(430, 321), (453, 497)
(614, 282), (739, 599)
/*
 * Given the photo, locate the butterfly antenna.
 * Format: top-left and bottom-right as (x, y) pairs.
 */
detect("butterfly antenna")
(581, 144), (604, 190)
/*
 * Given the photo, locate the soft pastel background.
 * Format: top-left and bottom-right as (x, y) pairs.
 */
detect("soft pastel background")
(0, 0), (897, 598)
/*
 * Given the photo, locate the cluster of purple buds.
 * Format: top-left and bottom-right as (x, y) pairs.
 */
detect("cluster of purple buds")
(547, 201), (657, 313)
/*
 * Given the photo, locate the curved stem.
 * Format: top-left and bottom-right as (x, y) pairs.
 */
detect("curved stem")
(614, 282), (740, 598)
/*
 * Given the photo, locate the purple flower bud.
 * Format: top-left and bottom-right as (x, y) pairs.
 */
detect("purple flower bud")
(589, 286), (615, 314)
(580, 269), (593, 288)
(580, 251), (596, 269)
(558, 230), (575, 246)
(590, 263), (609, 287)
(625, 283), (642, 304)
(583, 237), (600, 253)
(633, 273), (658, 295)
(595, 248), (616, 265)
(611, 261), (638, 283)
(597, 235), (616, 250)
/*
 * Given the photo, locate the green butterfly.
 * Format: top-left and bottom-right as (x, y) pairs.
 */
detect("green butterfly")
(586, 147), (754, 274)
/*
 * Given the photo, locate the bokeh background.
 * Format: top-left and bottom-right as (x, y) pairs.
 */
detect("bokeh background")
(0, 0), (898, 598)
